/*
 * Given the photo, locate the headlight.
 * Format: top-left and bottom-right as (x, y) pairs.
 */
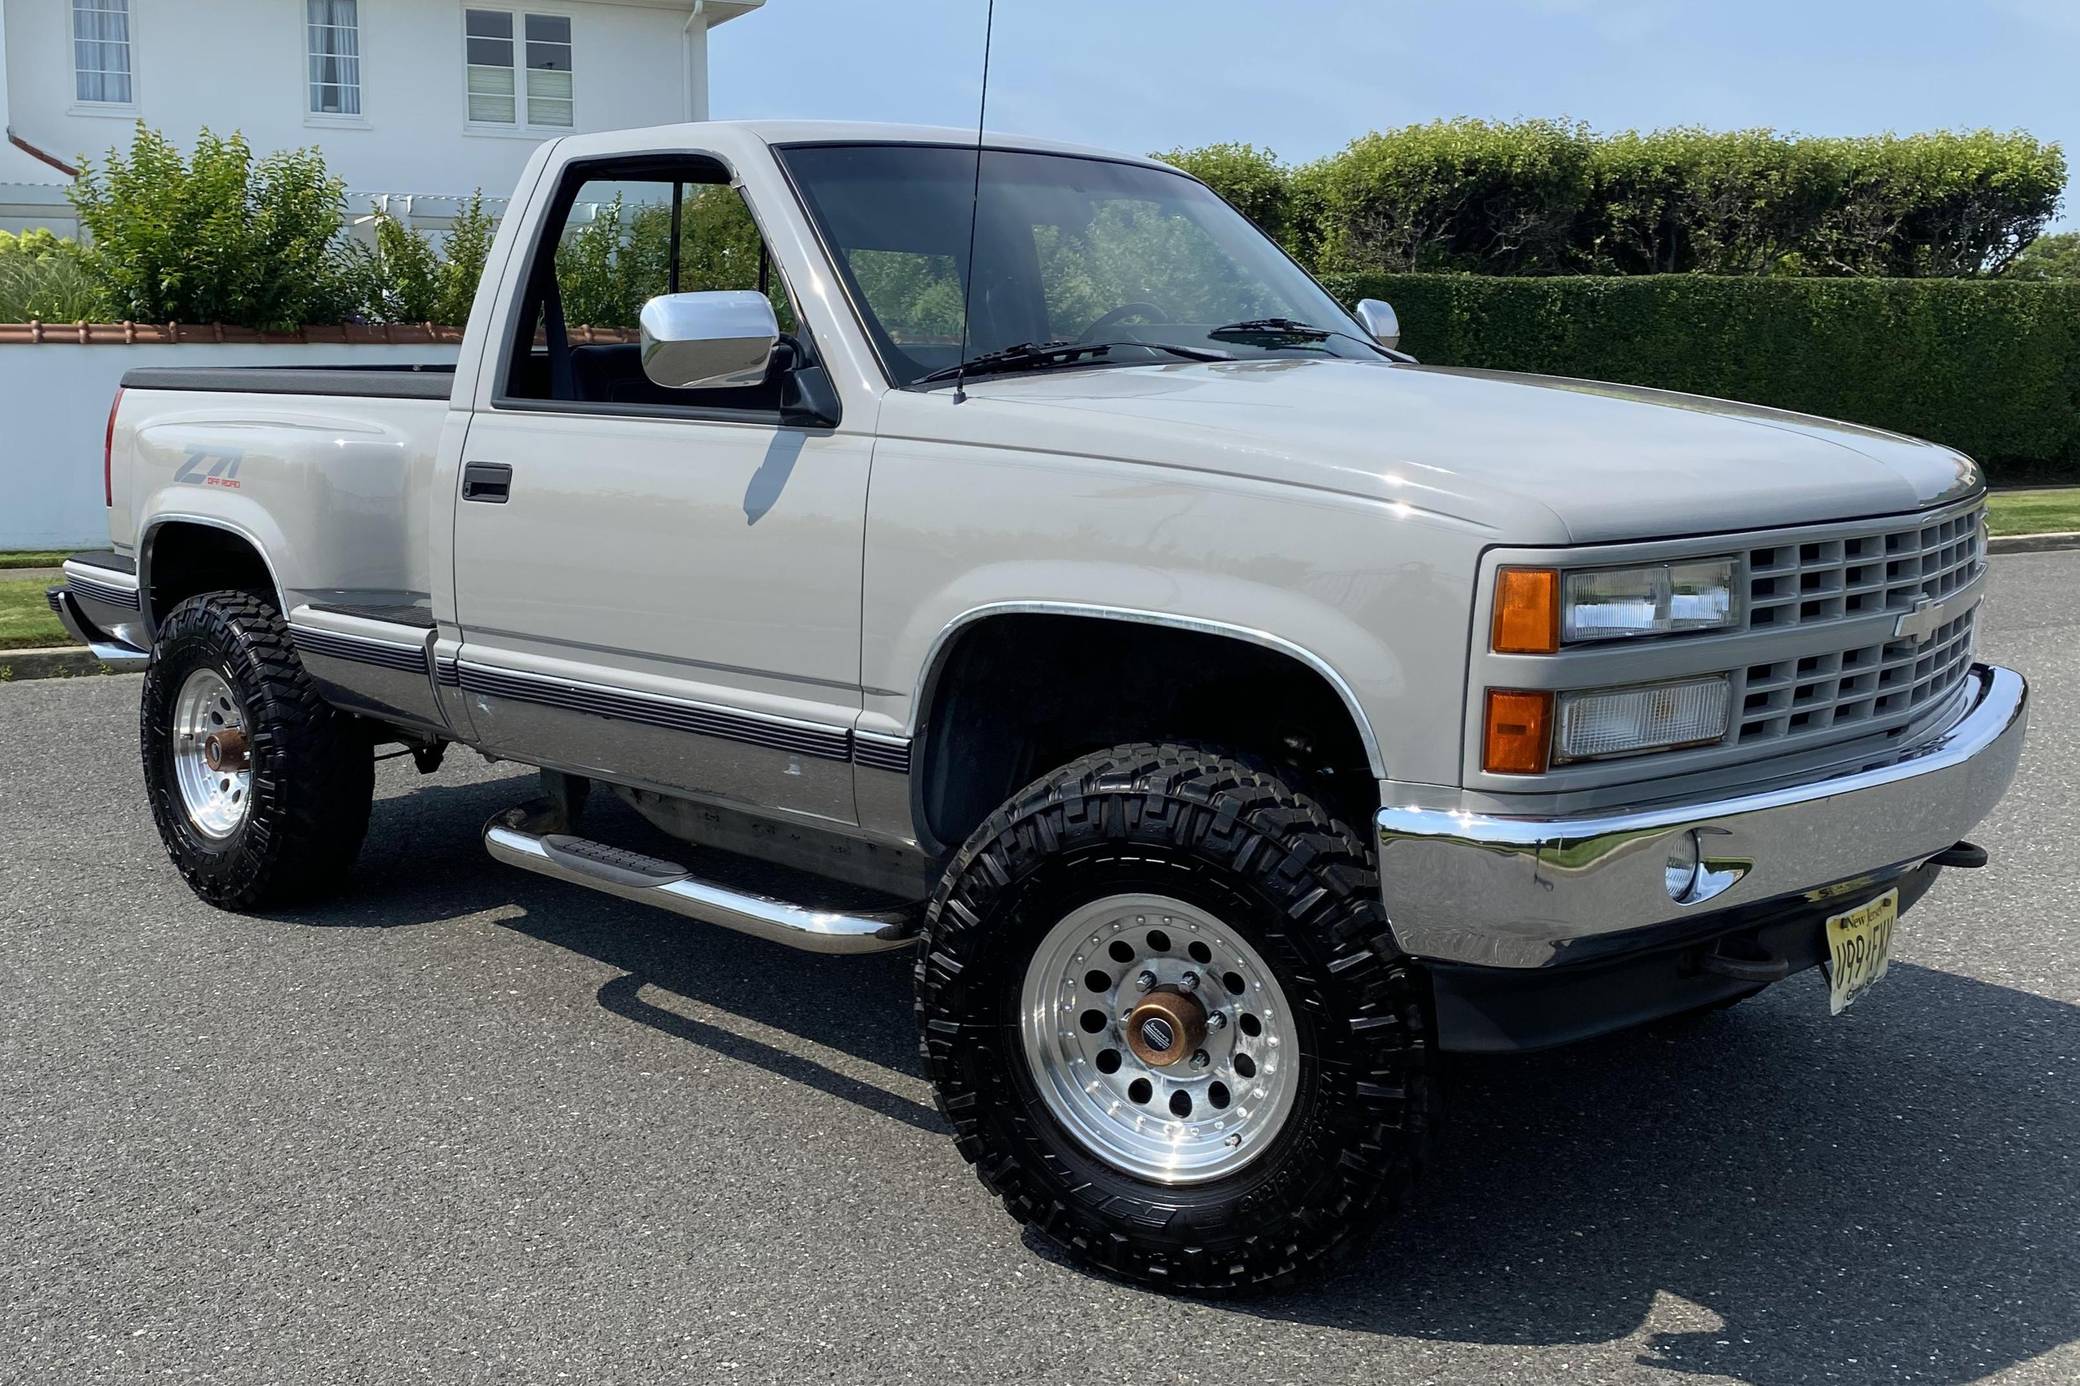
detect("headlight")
(1554, 676), (1731, 762)
(1561, 558), (1739, 643)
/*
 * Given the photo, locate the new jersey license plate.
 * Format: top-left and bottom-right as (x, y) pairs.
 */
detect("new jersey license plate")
(1825, 888), (1899, 1015)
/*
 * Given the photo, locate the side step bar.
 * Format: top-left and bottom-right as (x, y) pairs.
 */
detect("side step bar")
(483, 804), (920, 955)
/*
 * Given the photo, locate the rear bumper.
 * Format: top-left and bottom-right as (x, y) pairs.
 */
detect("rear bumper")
(1376, 663), (2028, 970)
(46, 553), (150, 668)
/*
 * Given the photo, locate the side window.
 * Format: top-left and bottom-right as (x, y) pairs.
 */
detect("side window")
(505, 169), (804, 411)
(553, 180), (795, 331)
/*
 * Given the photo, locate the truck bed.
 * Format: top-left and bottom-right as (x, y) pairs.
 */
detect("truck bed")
(119, 363), (457, 401)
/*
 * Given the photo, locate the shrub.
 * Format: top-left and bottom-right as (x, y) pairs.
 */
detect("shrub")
(434, 192), (497, 326)
(70, 123), (358, 329)
(1325, 272), (2080, 483)
(349, 191), (497, 325)
(0, 229), (107, 320)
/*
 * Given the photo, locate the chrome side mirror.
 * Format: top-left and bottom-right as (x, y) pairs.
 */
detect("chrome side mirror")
(639, 290), (780, 389)
(1354, 298), (1400, 351)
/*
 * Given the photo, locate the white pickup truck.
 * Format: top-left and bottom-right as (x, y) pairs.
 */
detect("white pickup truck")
(52, 121), (2028, 1293)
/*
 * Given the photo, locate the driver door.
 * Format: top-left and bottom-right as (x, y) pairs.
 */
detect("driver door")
(450, 162), (870, 826)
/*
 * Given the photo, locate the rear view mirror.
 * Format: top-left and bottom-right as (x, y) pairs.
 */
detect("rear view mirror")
(1354, 299), (1400, 351)
(639, 290), (781, 389)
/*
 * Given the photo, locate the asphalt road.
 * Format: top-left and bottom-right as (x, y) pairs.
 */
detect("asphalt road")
(4, 553), (2077, 1386)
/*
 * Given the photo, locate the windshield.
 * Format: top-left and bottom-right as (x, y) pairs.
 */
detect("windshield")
(776, 143), (1382, 387)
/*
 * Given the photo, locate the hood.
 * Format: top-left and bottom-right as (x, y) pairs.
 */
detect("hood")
(895, 358), (1981, 546)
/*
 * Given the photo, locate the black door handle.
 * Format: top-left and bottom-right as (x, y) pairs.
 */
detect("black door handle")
(462, 461), (512, 503)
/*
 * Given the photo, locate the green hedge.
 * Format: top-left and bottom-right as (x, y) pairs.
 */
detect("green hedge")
(1323, 273), (2080, 484)
(1165, 123), (2069, 279)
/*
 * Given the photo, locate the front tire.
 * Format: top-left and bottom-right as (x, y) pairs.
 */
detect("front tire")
(916, 743), (1435, 1293)
(141, 590), (373, 910)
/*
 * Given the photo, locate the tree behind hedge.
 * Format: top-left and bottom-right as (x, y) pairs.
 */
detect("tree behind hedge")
(71, 124), (359, 329)
(1152, 143), (1299, 249)
(2009, 230), (2080, 280)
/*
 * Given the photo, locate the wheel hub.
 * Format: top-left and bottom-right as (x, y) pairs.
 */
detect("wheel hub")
(1124, 989), (1206, 1068)
(201, 727), (249, 773)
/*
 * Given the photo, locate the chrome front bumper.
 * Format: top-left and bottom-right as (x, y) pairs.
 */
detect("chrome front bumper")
(1376, 663), (2029, 968)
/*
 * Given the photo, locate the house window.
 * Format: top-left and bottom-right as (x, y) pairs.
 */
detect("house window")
(307, 0), (362, 117)
(466, 9), (573, 128)
(72, 0), (133, 106)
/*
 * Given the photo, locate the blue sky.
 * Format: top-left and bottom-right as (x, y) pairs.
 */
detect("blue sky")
(711, 0), (2076, 232)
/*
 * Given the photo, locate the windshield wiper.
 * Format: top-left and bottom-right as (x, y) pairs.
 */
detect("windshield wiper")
(917, 339), (1230, 386)
(1209, 317), (1385, 353)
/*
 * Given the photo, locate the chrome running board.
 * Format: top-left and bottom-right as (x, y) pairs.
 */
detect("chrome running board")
(483, 803), (919, 955)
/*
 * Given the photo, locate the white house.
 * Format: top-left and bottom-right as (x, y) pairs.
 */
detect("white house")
(0, 0), (764, 235)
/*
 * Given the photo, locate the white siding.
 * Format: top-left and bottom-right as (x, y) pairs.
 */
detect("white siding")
(0, 0), (743, 206)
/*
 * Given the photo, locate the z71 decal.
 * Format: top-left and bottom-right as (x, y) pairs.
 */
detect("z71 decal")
(173, 446), (244, 489)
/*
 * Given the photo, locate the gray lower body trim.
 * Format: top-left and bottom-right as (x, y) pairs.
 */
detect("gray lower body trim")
(287, 621), (445, 731)
(458, 662), (853, 762)
(453, 659), (917, 774)
(67, 572), (141, 611)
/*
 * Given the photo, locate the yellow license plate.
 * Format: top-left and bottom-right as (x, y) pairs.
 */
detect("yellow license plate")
(1825, 888), (1899, 1015)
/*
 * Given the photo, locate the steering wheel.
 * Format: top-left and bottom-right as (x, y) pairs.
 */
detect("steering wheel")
(1079, 301), (1170, 341)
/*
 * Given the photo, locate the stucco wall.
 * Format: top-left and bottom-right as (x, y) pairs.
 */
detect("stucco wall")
(0, 342), (457, 549)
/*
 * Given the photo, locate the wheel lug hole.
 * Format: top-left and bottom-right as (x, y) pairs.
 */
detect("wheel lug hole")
(1189, 1049), (1209, 1069)
(1134, 970), (1156, 992)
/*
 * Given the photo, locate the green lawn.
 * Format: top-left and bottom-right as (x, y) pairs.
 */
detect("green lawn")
(0, 550), (67, 570)
(1987, 487), (2080, 538)
(0, 575), (70, 650)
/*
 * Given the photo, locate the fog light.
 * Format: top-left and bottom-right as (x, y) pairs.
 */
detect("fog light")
(1555, 676), (1731, 762)
(1665, 829), (1702, 900)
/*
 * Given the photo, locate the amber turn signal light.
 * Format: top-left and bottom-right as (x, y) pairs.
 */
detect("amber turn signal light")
(1483, 689), (1553, 775)
(1493, 567), (1560, 654)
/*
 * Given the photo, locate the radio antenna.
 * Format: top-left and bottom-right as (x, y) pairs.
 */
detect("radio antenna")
(951, 0), (996, 404)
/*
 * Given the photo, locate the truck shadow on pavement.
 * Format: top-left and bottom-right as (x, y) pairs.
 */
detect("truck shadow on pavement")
(304, 769), (2077, 1385)
(1230, 970), (2080, 1384)
(288, 771), (941, 1123)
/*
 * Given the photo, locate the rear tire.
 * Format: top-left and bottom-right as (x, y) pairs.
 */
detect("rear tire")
(141, 591), (373, 910)
(916, 742), (1434, 1294)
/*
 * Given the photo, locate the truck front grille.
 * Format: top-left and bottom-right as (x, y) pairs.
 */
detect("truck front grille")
(1732, 502), (1984, 749)
(1745, 504), (1982, 632)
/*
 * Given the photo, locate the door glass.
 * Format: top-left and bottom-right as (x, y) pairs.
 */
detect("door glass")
(508, 173), (802, 408)
(554, 180), (796, 331)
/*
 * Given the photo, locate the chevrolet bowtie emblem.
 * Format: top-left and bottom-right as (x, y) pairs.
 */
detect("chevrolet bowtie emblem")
(1894, 594), (1947, 645)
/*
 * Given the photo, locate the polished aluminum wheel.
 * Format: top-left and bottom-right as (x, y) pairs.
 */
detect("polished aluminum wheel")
(1019, 893), (1298, 1184)
(171, 667), (252, 840)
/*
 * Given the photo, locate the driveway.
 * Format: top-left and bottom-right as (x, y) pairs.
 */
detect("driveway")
(3, 553), (2076, 1385)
